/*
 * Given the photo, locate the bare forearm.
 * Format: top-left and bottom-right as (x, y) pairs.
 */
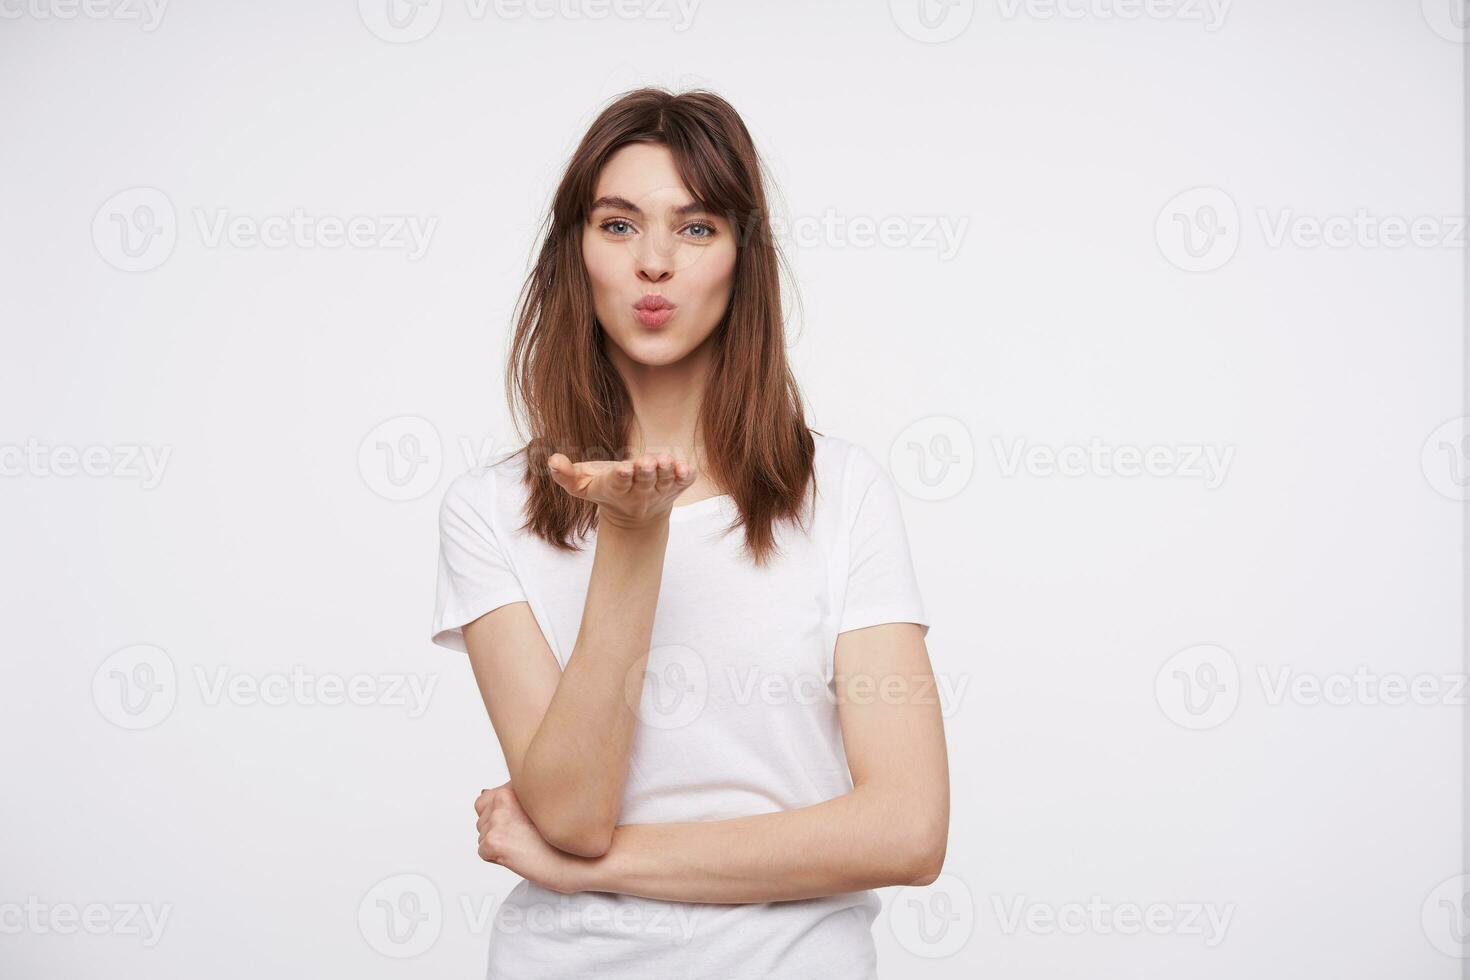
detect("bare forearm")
(576, 785), (946, 903)
(516, 517), (669, 852)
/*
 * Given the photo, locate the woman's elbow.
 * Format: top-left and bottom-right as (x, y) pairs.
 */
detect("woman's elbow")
(515, 782), (616, 857)
(899, 816), (948, 886)
(540, 818), (614, 859)
(907, 843), (946, 886)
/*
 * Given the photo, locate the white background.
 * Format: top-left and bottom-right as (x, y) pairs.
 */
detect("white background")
(1, 0), (1465, 977)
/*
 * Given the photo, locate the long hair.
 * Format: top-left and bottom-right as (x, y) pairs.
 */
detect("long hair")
(505, 87), (816, 565)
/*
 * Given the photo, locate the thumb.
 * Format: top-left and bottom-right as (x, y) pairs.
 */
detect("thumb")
(546, 453), (575, 489)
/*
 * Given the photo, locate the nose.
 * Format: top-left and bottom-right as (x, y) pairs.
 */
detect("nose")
(634, 227), (676, 283)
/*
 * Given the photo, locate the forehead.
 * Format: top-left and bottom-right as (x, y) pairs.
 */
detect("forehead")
(591, 143), (697, 211)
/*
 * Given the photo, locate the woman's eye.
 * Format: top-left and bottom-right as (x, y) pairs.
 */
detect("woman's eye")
(600, 218), (715, 240)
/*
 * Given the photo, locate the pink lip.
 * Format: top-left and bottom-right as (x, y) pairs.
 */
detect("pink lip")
(633, 295), (676, 328)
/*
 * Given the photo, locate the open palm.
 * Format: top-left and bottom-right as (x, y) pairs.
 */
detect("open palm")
(547, 451), (696, 530)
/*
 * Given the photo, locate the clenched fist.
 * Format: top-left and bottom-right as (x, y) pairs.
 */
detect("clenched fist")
(475, 783), (589, 895)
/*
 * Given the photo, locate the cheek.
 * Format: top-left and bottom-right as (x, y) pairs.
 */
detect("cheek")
(582, 239), (628, 314)
(582, 237), (619, 285)
(690, 243), (737, 304)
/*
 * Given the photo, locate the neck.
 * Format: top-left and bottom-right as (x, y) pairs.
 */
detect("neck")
(608, 338), (713, 466)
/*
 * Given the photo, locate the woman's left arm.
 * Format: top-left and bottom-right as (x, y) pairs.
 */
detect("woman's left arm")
(476, 621), (950, 903)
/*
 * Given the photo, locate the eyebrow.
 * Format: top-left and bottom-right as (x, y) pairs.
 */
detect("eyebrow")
(589, 195), (712, 219)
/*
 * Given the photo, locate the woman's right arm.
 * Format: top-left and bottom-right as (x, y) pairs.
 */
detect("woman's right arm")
(462, 453), (688, 858)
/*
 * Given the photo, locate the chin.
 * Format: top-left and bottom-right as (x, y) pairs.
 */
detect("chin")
(622, 337), (694, 367)
(607, 324), (700, 367)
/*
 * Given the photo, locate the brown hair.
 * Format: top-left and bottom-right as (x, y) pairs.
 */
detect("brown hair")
(504, 87), (816, 565)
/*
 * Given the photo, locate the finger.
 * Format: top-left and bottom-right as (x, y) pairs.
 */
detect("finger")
(547, 454), (582, 495)
(475, 788), (498, 815)
(654, 454), (675, 492)
(631, 454), (657, 489)
(609, 460), (635, 494)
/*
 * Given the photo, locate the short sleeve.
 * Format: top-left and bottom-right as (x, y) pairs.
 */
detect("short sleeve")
(430, 472), (529, 652)
(837, 447), (931, 637)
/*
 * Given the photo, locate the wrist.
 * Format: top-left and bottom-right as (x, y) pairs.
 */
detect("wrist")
(566, 848), (612, 894)
(597, 509), (672, 535)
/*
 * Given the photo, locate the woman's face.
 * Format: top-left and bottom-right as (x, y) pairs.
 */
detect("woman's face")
(582, 142), (737, 369)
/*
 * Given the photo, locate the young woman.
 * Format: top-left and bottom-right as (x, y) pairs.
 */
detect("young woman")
(431, 87), (949, 979)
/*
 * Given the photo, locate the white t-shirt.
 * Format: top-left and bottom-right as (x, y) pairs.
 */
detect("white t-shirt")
(431, 431), (930, 980)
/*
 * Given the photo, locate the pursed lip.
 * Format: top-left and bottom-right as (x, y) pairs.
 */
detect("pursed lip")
(633, 295), (676, 312)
